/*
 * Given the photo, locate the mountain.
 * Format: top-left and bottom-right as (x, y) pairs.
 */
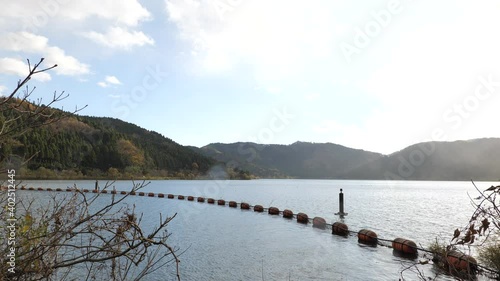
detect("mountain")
(0, 101), (215, 178)
(3, 98), (499, 181)
(197, 141), (383, 179)
(195, 139), (500, 180)
(344, 138), (500, 181)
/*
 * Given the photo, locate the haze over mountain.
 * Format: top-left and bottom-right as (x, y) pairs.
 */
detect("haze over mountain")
(344, 138), (500, 181)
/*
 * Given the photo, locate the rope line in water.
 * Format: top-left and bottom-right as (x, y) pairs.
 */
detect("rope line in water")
(12, 186), (500, 277)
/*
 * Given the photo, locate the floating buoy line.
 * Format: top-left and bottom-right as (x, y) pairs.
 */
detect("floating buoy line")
(10, 185), (499, 278)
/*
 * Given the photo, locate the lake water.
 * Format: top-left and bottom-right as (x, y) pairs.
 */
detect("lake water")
(18, 179), (496, 280)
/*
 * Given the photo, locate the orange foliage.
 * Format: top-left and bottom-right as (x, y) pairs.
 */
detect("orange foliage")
(48, 117), (95, 133)
(116, 139), (145, 166)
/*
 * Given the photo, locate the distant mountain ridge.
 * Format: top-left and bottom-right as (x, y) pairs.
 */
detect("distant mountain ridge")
(344, 138), (500, 181)
(197, 141), (382, 179)
(195, 139), (500, 181)
(3, 96), (498, 180)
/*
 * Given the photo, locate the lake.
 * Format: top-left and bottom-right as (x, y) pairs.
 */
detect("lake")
(18, 179), (496, 280)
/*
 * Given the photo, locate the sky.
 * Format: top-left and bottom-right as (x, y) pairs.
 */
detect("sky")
(1, 0), (500, 154)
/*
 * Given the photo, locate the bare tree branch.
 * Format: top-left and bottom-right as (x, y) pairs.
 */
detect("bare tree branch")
(0, 59), (181, 280)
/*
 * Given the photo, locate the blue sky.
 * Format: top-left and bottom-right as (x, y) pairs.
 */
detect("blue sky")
(1, 0), (500, 154)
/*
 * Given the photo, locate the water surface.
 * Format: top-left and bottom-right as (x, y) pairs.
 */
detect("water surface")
(21, 179), (494, 280)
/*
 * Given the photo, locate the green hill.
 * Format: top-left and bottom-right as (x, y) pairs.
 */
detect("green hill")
(195, 139), (500, 180)
(344, 138), (500, 181)
(0, 101), (215, 179)
(3, 98), (499, 181)
(197, 141), (382, 179)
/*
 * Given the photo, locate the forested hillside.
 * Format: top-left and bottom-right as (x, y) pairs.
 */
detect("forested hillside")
(3, 98), (499, 181)
(0, 99), (215, 179)
(196, 139), (500, 180)
(344, 138), (500, 181)
(198, 141), (382, 178)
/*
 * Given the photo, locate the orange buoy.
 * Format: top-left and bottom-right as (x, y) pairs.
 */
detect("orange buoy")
(111, 190), (117, 194)
(121, 191), (127, 195)
(358, 229), (378, 245)
(28, 187), (34, 190)
(101, 190), (108, 194)
(283, 209), (293, 219)
(148, 192), (155, 197)
(229, 201), (237, 208)
(197, 197), (205, 202)
(332, 222), (349, 236)
(188, 196), (194, 201)
(46, 188), (52, 191)
(268, 207), (280, 215)
(392, 238), (418, 255)
(138, 192), (144, 196)
(241, 202), (250, 210)
(207, 198), (215, 204)
(446, 251), (477, 273)
(297, 213), (309, 224)
(254, 205), (264, 212)
(55, 188), (62, 191)
(167, 194), (174, 199)
(82, 189), (89, 192)
(38, 187), (44, 191)
(217, 199), (225, 206)
(158, 193), (165, 198)
(312, 217), (327, 229)
(178, 195), (184, 200)
(66, 189), (73, 192)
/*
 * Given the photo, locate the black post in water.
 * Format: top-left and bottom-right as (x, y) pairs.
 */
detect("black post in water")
(335, 188), (348, 216)
(339, 189), (344, 214)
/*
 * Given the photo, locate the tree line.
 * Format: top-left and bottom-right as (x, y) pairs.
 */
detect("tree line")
(0, 104), (216, 179)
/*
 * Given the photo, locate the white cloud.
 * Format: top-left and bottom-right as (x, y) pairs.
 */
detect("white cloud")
(84, 27), (155, 49)
(0, 57), (51, 81)
(0, 1), (153, 62)
(44, 46), (90, 76)
(97, 81), (108, 88)
(61, 0), (151, 26)
(0, 32), (90, 76)
(165, 0), (343, 80)
(105, 76), (121, 85)
(0, 0), (151, 28)
(98, 75), (122, 87)
(0, 32), (49, 53)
